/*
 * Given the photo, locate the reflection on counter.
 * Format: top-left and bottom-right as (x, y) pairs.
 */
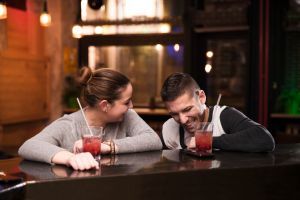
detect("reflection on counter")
(19, 151), (163, 179)
(16, 149), (279, 180)
(1, 144), (300, 200)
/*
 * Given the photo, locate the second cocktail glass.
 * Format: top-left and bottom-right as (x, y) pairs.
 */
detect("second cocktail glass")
(195, 122), (213, 153)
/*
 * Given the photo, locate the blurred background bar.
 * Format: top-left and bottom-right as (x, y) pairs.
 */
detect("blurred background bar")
(0, 0), (300, 156)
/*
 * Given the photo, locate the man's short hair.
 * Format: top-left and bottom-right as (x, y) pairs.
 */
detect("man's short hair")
(161, 72), (200, 102)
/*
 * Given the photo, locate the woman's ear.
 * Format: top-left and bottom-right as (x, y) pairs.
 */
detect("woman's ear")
(98, 100), (110, 113)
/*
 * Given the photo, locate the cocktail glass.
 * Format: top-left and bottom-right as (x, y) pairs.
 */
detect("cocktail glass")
(82, 127), (103, 161)
(195, 122), (213, 153)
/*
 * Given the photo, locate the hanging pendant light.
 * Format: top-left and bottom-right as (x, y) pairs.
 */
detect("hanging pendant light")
(0, 0), (7, 20)
(40, 0), (51, 27)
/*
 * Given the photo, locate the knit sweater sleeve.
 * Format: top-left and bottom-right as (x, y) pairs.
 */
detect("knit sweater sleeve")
(18, 117), (75, 164)
(213, 107), (275, 152)
(113, 110), (163, 153)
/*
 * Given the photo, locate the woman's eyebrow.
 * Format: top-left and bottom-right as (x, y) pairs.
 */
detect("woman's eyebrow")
(123, 97), (131, 102)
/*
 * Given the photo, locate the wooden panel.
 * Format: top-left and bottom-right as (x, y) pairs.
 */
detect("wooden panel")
(0, 58), (49, 124)
(0, 20), (7, 51)
(0, 120), (47, 152)
(0, 4), (50, 152)
(6, 8), (27, 33)
(6, 8), (28, 51)
(7, 31), (28, 51)
(27, 9), (44, 56)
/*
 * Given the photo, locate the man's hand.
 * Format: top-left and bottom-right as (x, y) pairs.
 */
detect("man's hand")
(187, 137), (196, 149)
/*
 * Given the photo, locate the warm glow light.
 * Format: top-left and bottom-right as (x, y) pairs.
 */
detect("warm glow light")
(205, 64), (212, 73)
(81, 26), (95, 35)
(122, 0), (162, 19)
(77, 0), (168, 36)
(155, 44), (163, 51)
(174, 44), (180, 52)
(88, 46), (96, 70)
(0, 3), (7, 20)
(81, 0), (88, 21)
(94, 26), (103, 34)
(72, 25), (82, 38)
(40, 13), (51, 27)
(206, 51), (214, 58)
(160, 24), (170, 33)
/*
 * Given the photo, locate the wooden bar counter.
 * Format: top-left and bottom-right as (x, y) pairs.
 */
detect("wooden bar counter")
(1, 144), (300, 200)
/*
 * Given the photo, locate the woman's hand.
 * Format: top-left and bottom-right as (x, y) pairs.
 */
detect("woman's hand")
(67, 152), (99, 171)
(73, 139), (116, 155)
(52, 151), (99, 171)
(73, 139), (83, 154)
(101, 142), (111, 154)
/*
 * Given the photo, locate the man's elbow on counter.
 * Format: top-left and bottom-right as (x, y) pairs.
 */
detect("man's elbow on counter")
(261, 130), (276, 152)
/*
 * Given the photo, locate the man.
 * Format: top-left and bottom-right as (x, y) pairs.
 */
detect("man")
(160, 72), (275, 152)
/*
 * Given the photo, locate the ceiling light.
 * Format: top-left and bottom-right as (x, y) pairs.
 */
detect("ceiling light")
(40, 0), (51, 27)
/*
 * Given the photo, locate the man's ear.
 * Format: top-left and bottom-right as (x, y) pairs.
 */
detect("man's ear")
(196, 90), (206, 104)
(98, 100), (110, 112)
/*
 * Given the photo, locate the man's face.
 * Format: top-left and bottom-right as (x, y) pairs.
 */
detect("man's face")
(165, 90), (206, 133)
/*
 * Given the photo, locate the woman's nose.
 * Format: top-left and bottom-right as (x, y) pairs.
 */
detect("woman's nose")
(129, 101), (133, 109)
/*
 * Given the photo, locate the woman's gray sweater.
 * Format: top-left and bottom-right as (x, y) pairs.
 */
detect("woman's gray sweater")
(18, 109), (162, 164)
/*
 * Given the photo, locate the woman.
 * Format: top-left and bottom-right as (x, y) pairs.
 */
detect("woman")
(18, 67), (162, 170)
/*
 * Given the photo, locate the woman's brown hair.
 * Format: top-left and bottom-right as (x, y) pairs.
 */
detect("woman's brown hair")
(77, 67), (130, 107)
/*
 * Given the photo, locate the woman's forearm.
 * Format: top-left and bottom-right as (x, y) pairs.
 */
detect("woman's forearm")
(51, 150), (75, 165)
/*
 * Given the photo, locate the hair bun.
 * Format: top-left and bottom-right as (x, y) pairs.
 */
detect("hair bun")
(77, 67), (92, 87)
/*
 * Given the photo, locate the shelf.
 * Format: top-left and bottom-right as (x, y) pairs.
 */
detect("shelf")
(274, 133), (300, 144)
(63, 108), (77, 114)
(270, 113), (300, 119)
(285, 26), (300, 32)
(194, 25), (249, 33)
(79, 17), (182, 26)
(80, 33), (184, 46)
(133, 108), (169, 116)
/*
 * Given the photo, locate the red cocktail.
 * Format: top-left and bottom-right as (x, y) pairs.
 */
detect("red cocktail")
(82, 135), (101, 158)
(195, 122), (213, 153)
(195, 131), (213, 153)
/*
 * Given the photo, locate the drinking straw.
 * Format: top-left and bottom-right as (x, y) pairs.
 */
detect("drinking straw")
(76, 97), (94, 136)
(216, 93), (222, 106)
(211, 93), (222, 126)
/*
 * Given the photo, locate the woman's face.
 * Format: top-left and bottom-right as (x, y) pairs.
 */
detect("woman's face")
(106, 83), (133, 122)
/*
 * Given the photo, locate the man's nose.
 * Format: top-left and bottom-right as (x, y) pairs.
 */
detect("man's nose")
(179, 113), (188, 124)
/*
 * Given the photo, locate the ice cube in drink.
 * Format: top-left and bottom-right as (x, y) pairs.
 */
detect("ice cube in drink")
(195, 130), (213, 153)
(82, 135), (101, 156)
